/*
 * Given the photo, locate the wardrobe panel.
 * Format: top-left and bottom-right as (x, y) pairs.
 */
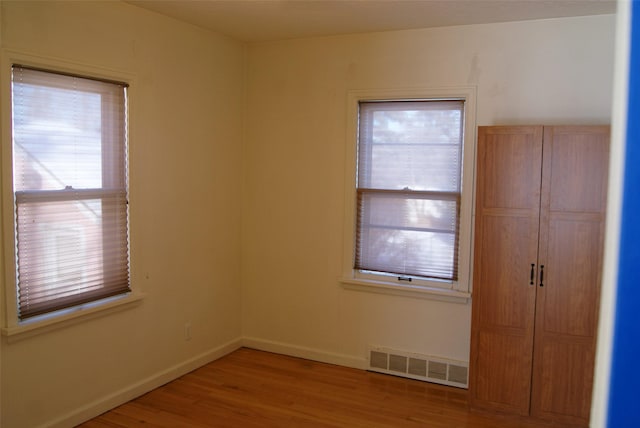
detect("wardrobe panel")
(541, 217), (602, 337)
(471, 125), (609, 427)
(545, 126), (610, 214)
(470, 126), (542, 415)
(476, 214), (536, 329)
(532, 337), (595, 423)
(479, 127), (543, 210)
(474, 330), (534, 415)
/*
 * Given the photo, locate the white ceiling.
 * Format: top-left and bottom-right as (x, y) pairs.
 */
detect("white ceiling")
(126, 0), (617, 43)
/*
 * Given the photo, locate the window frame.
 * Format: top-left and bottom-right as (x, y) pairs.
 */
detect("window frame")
(1, 51), (142, 339)
(341, 87), (476, 303)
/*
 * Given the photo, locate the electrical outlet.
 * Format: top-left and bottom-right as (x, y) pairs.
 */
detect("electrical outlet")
(184, 322), (191, 341)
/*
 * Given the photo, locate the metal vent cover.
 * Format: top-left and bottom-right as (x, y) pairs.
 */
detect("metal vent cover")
(367, 346), (468, 389)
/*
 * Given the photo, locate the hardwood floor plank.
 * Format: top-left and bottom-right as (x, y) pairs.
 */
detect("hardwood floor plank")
(78, 348), (552, 427)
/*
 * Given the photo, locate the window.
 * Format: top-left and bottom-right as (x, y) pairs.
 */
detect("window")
(342, 88), (475, 299)
(356, 100), (463, 281)
(11, 65), (130, 320)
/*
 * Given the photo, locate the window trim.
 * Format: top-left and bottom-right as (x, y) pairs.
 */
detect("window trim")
(340, 87), (477, 303)
(1, 50), (142, 335)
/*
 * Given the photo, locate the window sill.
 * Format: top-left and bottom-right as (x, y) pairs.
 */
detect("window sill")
(1, 292), (144, 342)
(340, 277), (470, 304)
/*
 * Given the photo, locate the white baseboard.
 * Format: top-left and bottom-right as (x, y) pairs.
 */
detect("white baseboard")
(242, 337), (367, 370)
(39, 337), (367, 428)
(42, 337), (243, 428)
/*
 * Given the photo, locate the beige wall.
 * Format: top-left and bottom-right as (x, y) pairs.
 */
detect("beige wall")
(0, 1), (244, 427)
(242, 15), (615, 365)
(0, 1), (616, 426)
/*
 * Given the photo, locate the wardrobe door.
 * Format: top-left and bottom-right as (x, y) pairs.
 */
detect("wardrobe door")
(530, 126), (609, 425)
(470, 126), (543, 415)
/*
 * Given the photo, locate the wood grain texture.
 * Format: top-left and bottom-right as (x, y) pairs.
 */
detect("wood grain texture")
(469, 126), (542, 416)
(530, 125), (609, 425)
(77, 348), (551, 428)
(470, 125), (609, 427)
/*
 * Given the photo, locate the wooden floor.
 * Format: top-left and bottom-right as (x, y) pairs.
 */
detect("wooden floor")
(78, 348), (552, 428)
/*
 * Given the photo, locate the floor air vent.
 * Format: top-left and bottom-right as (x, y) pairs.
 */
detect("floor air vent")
(368, 347), (468, 389)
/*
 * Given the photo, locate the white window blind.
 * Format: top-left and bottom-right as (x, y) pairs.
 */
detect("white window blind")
(11, 65), (130, 320)
(355, 100), (464, 282)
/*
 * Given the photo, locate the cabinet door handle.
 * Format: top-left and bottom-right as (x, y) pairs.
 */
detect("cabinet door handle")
(530, 263), (535, 285)
(539, 265), (545, 287)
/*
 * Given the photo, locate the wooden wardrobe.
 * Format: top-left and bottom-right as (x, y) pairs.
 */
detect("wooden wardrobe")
(469, 125), (609, 426)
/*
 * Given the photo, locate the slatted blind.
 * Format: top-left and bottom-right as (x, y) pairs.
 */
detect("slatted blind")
(11, 65), (130, 319)
(355, 100), (464, 281)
